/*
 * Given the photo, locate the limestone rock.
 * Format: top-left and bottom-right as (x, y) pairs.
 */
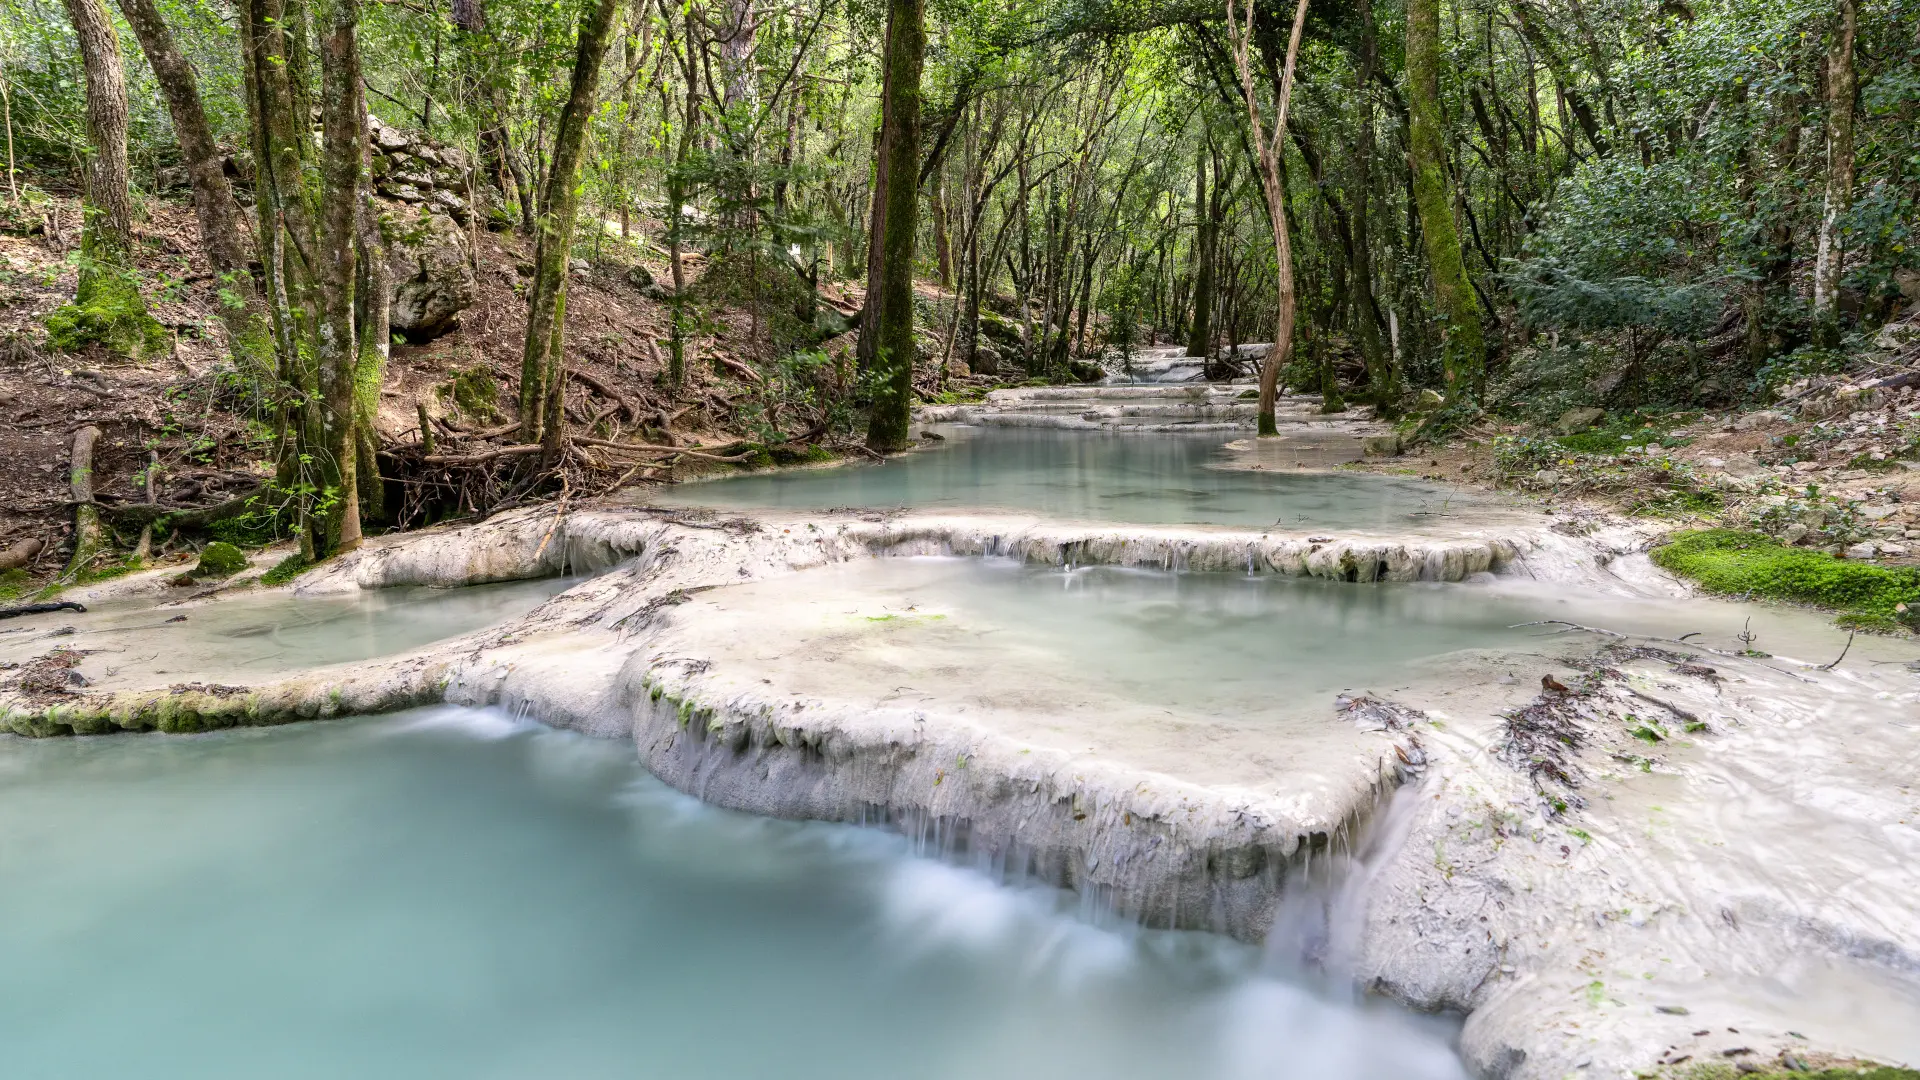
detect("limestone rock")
(1362, 433), (1402, 457)
(386, 207), (476, 342)
(1554, 407), (1605, 435)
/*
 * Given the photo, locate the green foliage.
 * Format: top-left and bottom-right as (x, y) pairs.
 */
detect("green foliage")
(259, 553), (312, 587)
(0, 568), (31, 601)
(1651, 530), (1920, 629)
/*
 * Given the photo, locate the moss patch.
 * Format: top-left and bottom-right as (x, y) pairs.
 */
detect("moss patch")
(192, 542), (250, 579)
(1651, 530), (1920, 631)
(45, 272), (169, 359)
(441, 366), (500, 420)
(0, 568), (31, 601)
(1675, 1067), (1920, 1080)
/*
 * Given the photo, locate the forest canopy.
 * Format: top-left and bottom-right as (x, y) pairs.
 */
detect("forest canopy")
(1, 0), (1915, 557)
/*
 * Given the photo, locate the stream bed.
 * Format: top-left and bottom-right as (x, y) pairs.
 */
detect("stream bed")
(0, 709), (1467, 1080)
(655, 425), (1509, 530)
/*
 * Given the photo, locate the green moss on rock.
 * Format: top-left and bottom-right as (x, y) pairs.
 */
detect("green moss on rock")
(193, 542), (250, 579)
(45, 272), (169, 359)
(1651, 530), (1920, 630)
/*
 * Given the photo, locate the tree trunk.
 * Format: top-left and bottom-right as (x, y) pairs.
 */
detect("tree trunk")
(1185, 139), (1214, 359)
(1226, 0), (1308, 436)
(62, 426), (105, 580)
(1405, 0), (1484, 401)
(864, 0), (926, 451)
(117, 0), (273, 374)
(1811, 0), (1856, 338)
(518, 0), (623, 448)
(1350, 0), (1393, 413)
(59, 0), (163, 358)
(313, 0), (367, 555)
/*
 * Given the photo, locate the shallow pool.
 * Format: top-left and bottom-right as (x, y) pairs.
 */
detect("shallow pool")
(0, 577), (575, 691)
(0, 709), (1467, 1080)
(656, 426), (1486, 529)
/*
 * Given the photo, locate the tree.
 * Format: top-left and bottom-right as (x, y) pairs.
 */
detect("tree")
(864, 0), (926, 451)
(115, 0), (272, 372)
(1811, 0), (1856, 341)
(1225, 0), (1309, 437)
(1405, 0), (1484, 403)
(1185, 130), (1214, 360)
(49, 0), (165, 358)
(516, 0), (624, 452)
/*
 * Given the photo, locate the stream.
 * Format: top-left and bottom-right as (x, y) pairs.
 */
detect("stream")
(0, 710), (1466, 1080)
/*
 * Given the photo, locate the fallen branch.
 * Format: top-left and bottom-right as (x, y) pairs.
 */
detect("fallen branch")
(570, 436), (752, 462)
(568, 368), (637, 419)
(1511, 620), (1814, 683)
(423, 444), (546, 466)
(0, 601), (86, 619)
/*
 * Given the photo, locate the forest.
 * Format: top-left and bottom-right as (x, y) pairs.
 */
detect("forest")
(0, 0), (1915, 570)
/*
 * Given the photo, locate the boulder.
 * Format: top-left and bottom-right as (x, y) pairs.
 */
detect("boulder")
(368, 115), (412, 154)
(1362, 433), (1403, 457)
(386, 207), (476, 342)
(1554, 407), (1605, 435)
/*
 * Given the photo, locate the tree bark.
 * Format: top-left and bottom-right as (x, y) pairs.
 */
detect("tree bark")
(117, 0), (272, 372)
(864, 0), (926, 451)
(518, 0), (623, 448)
(60, 0), (163, 356)
(313, 0), (367, 554)
(1226, 0), (1308, 436)
(1811, 0), (1856, 336)
(1406, 0), (1484, 400)
(116, 0), (248, 274)
(1350, 0), (1393, 412)
(1185, 137), (1214, 359)
(62, 426), (105, 579)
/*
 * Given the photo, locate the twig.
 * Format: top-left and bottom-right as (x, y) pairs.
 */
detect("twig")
(1819, 631), (1855, 671)
(1510, 620), (1815, 683)
(423, 444), (545, 465)
(531, 479), (570, 563)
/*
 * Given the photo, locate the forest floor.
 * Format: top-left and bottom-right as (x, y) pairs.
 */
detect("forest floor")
(0, 181), (920, 596)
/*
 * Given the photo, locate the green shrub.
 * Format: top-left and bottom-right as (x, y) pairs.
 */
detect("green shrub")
(1651, 529), (1920, 630)
(259, 553), (311, 587)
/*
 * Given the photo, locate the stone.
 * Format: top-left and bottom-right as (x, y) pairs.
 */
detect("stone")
(569, 257), (591, 276)
(368, 116), (412, 153)
(191, 542), (249, 579)
(1416, 389), (1446, 411)
(1844, 542), (1878, 560)
(1554, 407), (1606, 435)
(1790, 460), (1822, 473)
(1780, 523), (1810, 545)
(1362, 433), (1402, 457)
(388, 184), (427, 204)
(428, 189), (469, 222)
(1880, 543), (1909, 556)
(386, 207), (476, 342)
(1733, 410), (1782, 431)
(1861, 504), (1900, 521)
(1533, 469), (1561, 485)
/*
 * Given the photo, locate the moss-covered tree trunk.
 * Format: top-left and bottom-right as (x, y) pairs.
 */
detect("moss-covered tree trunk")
(1811, 0), (1856, 342)
(54, 0), (165, 359)
(1405, 0), (1484, 400)
(517, 0), (622, 451)
(1185, 139), (1214, 360)
(863, 0), (925, 452)
(312, 0), (367, 554)
(116, 0), (274, 374)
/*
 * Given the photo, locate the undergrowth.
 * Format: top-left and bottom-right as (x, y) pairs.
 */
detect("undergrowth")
(1651, 529), (1920, 631)
(259, 554), (312, 587)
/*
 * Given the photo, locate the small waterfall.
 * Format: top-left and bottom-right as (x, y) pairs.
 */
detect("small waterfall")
(1262, 784), (1425, 988)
